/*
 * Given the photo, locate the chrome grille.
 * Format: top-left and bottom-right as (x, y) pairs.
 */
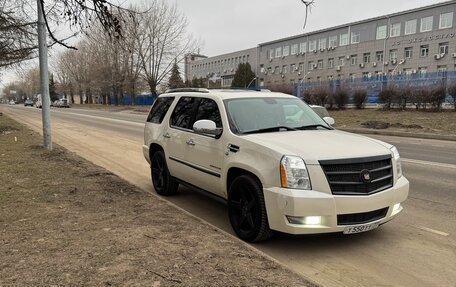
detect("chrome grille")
(320, 155), (393, 195)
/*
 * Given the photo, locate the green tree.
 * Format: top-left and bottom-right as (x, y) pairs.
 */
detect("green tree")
(49, 73), (59, 102)
(231, 63), (256, 88)
(168, 62), (185, 89)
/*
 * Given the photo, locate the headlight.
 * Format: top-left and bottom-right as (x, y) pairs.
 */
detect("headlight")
(390, 146), (402, 178)
(280, 155), (311, 190)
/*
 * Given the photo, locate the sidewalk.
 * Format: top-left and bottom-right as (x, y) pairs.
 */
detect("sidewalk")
(0, 114), (317, 287)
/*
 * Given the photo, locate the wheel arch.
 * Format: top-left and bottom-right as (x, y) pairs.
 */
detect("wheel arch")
(149, 143), (164, 160)
(226, 167), (263, 195)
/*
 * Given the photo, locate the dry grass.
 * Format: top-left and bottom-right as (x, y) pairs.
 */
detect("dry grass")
(329, 109), (456, 135)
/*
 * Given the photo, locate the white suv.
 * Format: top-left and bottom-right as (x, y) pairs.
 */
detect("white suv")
(143, 89), (409, 242)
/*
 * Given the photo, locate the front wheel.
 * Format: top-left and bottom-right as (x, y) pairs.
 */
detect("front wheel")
(151, 151), (179, 196)
(228, 175), (273, 242)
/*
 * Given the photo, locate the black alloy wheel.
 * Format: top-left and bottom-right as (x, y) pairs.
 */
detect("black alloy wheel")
(151, 151), (178, 196)
(228, 175), (273, 242)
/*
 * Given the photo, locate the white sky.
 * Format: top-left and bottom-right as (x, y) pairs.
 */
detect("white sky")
(0, 0), (447, 88)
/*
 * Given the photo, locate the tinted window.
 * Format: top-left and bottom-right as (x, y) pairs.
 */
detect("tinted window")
(194, 98), (222, 128)
(170, 97), (197, 129)
(147, 97), (174, 124)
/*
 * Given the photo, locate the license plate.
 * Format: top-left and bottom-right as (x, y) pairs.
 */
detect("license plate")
(343, 222), (380, 234)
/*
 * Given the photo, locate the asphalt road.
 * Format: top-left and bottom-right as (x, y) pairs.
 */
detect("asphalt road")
(2, 105), (456, 287)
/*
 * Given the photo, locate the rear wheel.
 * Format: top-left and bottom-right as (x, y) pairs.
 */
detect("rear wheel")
(151, 151), (178, 196)
(228, 175), (273, 242)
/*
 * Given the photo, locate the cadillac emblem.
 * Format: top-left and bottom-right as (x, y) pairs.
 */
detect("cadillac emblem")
(360, 169), (371, 183)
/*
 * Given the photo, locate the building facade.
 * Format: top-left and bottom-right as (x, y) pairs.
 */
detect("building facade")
(185, 1), (456, 92)
(185, 48), (258, 88)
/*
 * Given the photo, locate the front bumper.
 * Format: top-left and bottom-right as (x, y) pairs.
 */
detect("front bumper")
(263, 176), (409, 235)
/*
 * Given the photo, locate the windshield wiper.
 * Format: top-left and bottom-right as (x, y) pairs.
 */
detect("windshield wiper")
(296, 124), (332, 130)
(242, 126), (298, 135)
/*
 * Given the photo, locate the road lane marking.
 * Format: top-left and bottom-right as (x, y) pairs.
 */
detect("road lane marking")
(416, 226), (449, 237)
(402, 158), (456, 169)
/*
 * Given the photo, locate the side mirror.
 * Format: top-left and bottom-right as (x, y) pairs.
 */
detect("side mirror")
(323, 116), (335, 126)
(193, 120), (223, 137)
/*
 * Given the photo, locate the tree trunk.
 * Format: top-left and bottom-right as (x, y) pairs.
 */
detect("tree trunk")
(79, 90), (83, 105)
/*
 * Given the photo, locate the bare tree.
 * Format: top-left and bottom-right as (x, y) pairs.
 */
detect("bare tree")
(299, 0), (315, 29)
(0, 0), (36, 67)
(135, 0), (196, 95)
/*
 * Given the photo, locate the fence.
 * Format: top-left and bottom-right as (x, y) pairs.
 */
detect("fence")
(287, 71), (456, 104)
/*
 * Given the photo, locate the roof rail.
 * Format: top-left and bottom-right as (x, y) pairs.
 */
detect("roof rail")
(165, 88), (210, 94)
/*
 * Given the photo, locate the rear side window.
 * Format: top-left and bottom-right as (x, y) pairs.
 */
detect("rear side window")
(147, 97), (175, 124)
(195, 98), (222, 128)
(170, 97), (198, 129)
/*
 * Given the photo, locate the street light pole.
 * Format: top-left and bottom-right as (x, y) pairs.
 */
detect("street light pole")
(37, 0), (52, 150)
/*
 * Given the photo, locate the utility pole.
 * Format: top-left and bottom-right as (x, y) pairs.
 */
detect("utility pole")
(37, 0), (52, 150)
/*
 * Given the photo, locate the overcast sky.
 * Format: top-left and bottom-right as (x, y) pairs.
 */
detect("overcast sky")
(176, 0), (447, 56)
(0, 0), (448, 88)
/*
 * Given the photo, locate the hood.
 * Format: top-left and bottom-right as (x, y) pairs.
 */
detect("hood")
(243, 130), (393, 165)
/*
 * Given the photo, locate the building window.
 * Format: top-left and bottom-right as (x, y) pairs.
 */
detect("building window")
(340, 33), (349, 46)
(376, 25), (387, 40)
(404, 47), (413, 59)
(405, 19), (417, 35)
(418, 67), (427, 78)
(328, 58), (334, 69)
(318, 38), (326, 50)
(291, 44), (299, 55)
(440, 12), (453, 29)
(300, 42), (307, 53)
(351, 31), (360, 44)
(362, 72), (369, 80)
(299, 62), (304, 72)
(439, 42), (449, 55)
(309, 40), (317, 51)
(317, 59), (323, 69)
(420, 45), (429, 57)
(274, 66), (280, 74)
(282, 65), (288, 74)
(275, 47), (282, 58)
(283, 46), (290, 57)
(421, 16), (433, 32)
(308, 61), (315, 70)
(338, 56), (345, 66)
(390, 23), (401, 37)
(363, 53), (371, 63)
(376, 51), (384, 62)
(437, 65), (447, 76)
(290, 64), (296, 73)
(329, 35), (337, 48)
(389, 49), (398, 61)
(350, 55), (357, 66)
(267, 67), (272, 74)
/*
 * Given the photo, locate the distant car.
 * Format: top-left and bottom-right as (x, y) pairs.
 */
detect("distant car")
(9, 100), (16, 105)
(24, 100), (34, 107)
(54, 98), (70, 108)
(35, 100), (42, 108)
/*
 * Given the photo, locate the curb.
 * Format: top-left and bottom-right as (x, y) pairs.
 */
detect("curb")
(339, 127), (456, 142)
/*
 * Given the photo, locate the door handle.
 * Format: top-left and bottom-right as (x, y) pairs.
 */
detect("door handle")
(186, 139), (195, 146)
(163, 133), (171, 138)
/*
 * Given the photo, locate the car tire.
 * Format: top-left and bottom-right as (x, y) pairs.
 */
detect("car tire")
(228, 175), (273, 242)
(151, 151), (179, 196)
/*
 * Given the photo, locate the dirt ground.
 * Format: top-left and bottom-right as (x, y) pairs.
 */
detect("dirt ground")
(0, 115), (316, 287)
(329, 108), (456, 135)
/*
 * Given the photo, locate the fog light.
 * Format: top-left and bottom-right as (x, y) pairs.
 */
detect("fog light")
(392, 203), (402, 215)
(286, 215), (322, 225)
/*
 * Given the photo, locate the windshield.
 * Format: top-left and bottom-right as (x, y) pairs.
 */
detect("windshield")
(224, 97), (331, 134)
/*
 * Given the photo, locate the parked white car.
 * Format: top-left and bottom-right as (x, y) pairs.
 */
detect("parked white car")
(143, 89), (409, 242)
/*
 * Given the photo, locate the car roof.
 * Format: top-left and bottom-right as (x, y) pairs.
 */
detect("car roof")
(160, 88), (296, 101)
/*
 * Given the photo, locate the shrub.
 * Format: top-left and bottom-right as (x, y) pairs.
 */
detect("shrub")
(447, 82), (456, 111)
(269, 84), (294, 95)
(334, 87), (348, 110)
(429, 84), (446, 111)
(352, 89), (367, 109)
(310, 87), (328, 106)
(410, 88), (431, 110)
(378, 87), (397, 109)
